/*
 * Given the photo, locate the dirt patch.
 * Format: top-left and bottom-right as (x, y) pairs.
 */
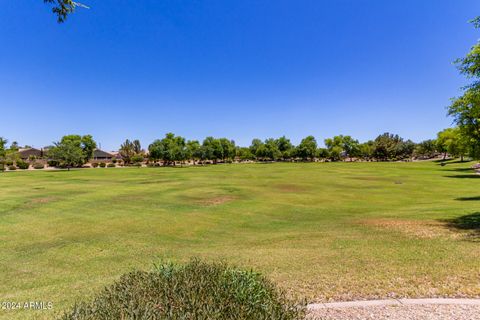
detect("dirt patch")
(30, 197), (56, 204)
(196, 195), (236, 206)
(358, 218), (458, 239)
(275, 184), (307, 193)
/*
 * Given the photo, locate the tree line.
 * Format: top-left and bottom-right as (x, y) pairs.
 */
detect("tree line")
(0, 128), (473, 170)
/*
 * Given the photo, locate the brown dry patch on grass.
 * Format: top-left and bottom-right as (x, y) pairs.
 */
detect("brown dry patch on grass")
(275, 184), (307, 193)
(196, 195), (236, 206)
(358, 218), (459, 239)
(30, 197), (56, 204)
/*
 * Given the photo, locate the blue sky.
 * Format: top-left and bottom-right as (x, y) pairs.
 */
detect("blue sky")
(1, 0), (479, 150)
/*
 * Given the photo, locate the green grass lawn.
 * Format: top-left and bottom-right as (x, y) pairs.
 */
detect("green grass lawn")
(1, 161), (479, 319)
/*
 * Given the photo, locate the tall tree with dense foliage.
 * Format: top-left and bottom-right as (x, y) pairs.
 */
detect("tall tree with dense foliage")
(249, 139), (264, 160)
(372, 133), (414, 161)
(296, 136), (317, 161)
(52, 135), (96, 165)
(218, 138), (236, 162)
(448, 18), (480, 158)
(186, 140), (201, 164)
(275, 136), (294, 160)
(262, 138), (282, 161)
(48, 138), (85, 170)
(437, 127), (468, 161)
(200, 137), (223, 163)
(324, 135), (360, 161)
(149, 133), (188, 166)
(324, 137), (344, 161)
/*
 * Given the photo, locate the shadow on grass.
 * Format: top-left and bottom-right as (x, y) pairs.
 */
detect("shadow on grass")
(434, 159), (471, 164)
(443, 212), (480, 241)
(455, 196), (480, 201)
(445, 168), (475, 172)
(443, 174), (480, 179)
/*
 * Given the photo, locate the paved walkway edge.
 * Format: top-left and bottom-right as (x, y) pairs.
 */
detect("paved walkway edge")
(307, 298), (480, 310)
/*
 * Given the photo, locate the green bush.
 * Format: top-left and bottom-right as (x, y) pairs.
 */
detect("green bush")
(8, 165), (17, 171)
(48, 160), (59, 167)
(58, 260), (304, 320)
(5, 160), (13, 166)
(91, 162), (99, 168)
(16, 160), (29, 170)
(131, 154), (144, 163)
(132, 162), (142, 167)
(99, 163), (106, 168)
(33, 163), (45, 169)
(107, 163), (116, 168)
(112, 159), (117, 164)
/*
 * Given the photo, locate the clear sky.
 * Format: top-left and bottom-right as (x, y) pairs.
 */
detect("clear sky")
(1, 0), (479, 150)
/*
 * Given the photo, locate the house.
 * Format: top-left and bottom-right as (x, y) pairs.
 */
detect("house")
(110, 151), (123, 160)
(92, 149), (114, 161)
(18, 148), (43, 160)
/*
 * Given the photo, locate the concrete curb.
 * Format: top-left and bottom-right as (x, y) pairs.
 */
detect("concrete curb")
(307, 298), (480, 310)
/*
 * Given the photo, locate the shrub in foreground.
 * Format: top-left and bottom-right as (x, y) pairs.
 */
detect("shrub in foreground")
(8, 165), (17, 171)
(16, 160), (29, 170)
(59, 259), (304, 320)
(91, 162), (99, 168)
(107, 163), (116, 168)
(33, 163), (45, 169)
(99, 162), (106, 168)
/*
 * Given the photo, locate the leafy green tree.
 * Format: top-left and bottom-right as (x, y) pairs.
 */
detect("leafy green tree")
(275, 136), (294, 160)
(317, 148), (329, 160)
(80, 135), (96, 162)
(448, 18), (480, 158)
(149, 133), (187, 166)
(296, 136), (317, 161)
(358, 141), (375, 160)
(414, 140), (437, 159)
(218, 138), (236, 162)
(324, 135), (359, 161)
(373, 133), (412, 161)
(54, 135), (96, 164)
(119, 139), (135, 165)
(437, 127), (469, 161)
(131, 154), (144, 164)
(48, 138), (85, 170)
(236, 147), (254, 161)
(263, 138), (282, 161)
(396, 139), (416, 160)
(0, 138), (7, 171)
(249, 139), (266, 160)
(200, 137), (223, 164)
(186, 140), (201, 164)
